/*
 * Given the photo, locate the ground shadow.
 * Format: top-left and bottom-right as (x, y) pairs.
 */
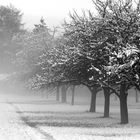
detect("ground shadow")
(17, 110), (119, 128)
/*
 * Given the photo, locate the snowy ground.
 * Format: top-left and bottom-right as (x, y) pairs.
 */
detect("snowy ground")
(0, 96), (50, 140)
(0, 88), (139, 140)
(16, 104), (140, 140)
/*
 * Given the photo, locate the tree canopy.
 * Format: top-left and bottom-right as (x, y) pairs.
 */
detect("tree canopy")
(11, 0), (140, 124)
(0, 4), (24, 73)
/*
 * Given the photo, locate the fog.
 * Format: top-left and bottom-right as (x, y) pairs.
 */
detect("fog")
(0, 0), (140, 139)
(0, 72), (139, 139)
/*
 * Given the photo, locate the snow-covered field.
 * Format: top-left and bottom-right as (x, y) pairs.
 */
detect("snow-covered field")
(2, 87), (140, 140)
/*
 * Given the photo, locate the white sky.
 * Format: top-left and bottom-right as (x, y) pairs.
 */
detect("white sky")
(0, 0), (95, 29)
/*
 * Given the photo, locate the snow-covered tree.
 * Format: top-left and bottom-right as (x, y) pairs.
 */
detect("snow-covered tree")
(61, 0), (140, 123)
(14, 18), (55, 89)
(0, 5), (24, 73)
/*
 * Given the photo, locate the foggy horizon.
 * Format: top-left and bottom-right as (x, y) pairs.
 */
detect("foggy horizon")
(0, 0), (95, 29)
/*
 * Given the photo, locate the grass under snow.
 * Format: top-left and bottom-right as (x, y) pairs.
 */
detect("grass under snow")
(2, 87), (140, 140)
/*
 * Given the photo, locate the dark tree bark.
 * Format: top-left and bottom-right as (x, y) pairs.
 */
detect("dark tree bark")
(135, 89), (139, 103)
(61, 85), (67, 103)
(71, 85), (75, 105)
(114, 95), (118, 101)
(56, 85), (60, 101)
(119, 82), (129, 124)
(89, 87), (97, 112)
(103, 87), (110, 118)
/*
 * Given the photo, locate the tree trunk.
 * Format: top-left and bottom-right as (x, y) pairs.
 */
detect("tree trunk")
(89, 87), (97, 112)
(61, 85), (67, 103)
(56, 85), (60, 101)
(71, 85), (75, 105)
(119, 82), (129, 124)
(114, 95), (118, 101)
(103, 87), (110, 118)
(135, 89), (139, 103)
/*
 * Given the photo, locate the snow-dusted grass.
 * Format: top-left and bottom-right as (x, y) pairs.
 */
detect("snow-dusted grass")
(15, 102), (140, 140)
(40, 125), (140, 140)
(3, 88), (140, 140)
(9, 96), (140, 140)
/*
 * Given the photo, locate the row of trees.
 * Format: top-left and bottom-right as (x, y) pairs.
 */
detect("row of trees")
(1, 0), (140, 125)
